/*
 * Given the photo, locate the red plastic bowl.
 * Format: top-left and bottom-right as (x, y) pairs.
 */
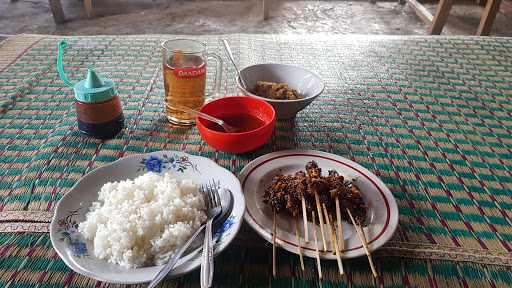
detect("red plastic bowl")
(197, 96), (276, 154)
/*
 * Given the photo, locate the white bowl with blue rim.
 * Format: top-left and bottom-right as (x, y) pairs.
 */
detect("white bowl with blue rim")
(50, 151), (245, 284)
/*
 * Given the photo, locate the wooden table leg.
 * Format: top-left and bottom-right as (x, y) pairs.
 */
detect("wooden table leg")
(84, 0), (93, 17)
(476, 0), (502, 35)
(428, 0), (455, 35)
(263, 0), (270, 20)
(49, 0), (65, 23)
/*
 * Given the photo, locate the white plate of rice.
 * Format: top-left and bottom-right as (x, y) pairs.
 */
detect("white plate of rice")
(50, 151), (245, 284)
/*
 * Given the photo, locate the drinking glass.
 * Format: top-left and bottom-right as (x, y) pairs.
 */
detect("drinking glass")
(162, 39), (222, 125)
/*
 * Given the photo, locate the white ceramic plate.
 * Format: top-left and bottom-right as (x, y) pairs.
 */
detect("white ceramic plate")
(50, 151), (245, 284)
(239, 150), (398, 259)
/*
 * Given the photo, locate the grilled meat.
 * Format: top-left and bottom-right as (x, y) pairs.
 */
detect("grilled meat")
(263, 161), (368, 226)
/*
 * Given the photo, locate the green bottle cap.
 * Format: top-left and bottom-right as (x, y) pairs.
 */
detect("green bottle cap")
(57, 40), (117, 103)
(73, 68), (117, 103)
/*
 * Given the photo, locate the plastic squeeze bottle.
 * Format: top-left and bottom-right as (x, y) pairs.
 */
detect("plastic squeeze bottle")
(57, 40), (124, 140)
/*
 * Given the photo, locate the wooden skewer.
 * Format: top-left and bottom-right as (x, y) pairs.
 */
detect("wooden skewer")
(301, 196), (309, 242)
(322, 204), (343, 275)
(294, 217), (305, 270)
(335, 197), (344, 251)
(321, 204), (333, 252)
(331, 221), (344, 276)
(272, 209), (277, 278)
(311, 211), (322, 280)
(346, 209), (378, 278)
(314, 192), (327, 251)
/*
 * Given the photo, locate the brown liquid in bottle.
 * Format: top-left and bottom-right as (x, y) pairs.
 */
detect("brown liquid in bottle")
(163, 53), (206, 124)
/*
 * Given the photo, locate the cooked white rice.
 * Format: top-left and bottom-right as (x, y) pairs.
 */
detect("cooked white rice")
(78, 172), (206, 268)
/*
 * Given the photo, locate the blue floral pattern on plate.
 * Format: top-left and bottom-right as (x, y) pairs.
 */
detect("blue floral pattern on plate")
(57, 209), (88, 257)
(137, 154), (199, 173)
(214, 216), (236, 239)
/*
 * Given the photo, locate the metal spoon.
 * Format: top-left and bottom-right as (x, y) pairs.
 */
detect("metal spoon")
(168, 104), (240, 133)
(221, 39), (248, 90)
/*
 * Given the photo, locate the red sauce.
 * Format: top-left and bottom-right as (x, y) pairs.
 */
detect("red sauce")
(205, 113), (265, 133)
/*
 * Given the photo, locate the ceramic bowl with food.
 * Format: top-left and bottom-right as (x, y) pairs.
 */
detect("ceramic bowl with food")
(236, 64), (325, 119)
(197, 96), (276, 154)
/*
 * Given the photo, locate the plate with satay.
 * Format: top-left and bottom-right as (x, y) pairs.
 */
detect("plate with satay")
(239, 150), (398, 278)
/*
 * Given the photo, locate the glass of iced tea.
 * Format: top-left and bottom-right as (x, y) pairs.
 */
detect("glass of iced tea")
(162, 39), (223, 125)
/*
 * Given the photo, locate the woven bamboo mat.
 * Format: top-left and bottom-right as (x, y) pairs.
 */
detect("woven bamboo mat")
(0, 34), (511, 287)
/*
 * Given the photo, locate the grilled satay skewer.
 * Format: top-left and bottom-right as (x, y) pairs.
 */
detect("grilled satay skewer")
(346, 208), (377, 278)
(314, 192), (327, 251)
(335, 197), (344, 251)
(294, 218), (305, 270)
(312, 211), (322, 280)
(288, 172), (306, 267)
(301, 197), (308, 242)
(323, 204), (343, 275)
(264, 174), (306, 275)
(331, 219), (344, 276)
(326, 169), (353, 253)
(322, 204), (335, 253)
(295, 171), (309, 243)
(306, 162), (328, 251)
(272, 209), (277, 278)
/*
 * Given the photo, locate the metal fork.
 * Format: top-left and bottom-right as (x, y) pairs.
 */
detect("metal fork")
(148, 182), (221, 288)
(200, 180), (222, 288)
(148, 223), (206, 288)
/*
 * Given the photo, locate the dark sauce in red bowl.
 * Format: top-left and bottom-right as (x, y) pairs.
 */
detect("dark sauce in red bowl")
(204, 113), (265, 133)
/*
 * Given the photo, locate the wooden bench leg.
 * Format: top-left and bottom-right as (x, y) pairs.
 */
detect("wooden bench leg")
(49, 0), (65, 24)
(428, 0), (455, 35)
(84, 0), (93, 17)
(476, 0), (502, 35)
(408, 0), (434, 24)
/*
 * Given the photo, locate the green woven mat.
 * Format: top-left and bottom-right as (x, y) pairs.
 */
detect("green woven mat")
(0, 233), (511, 287)
(0, 34), (511, 286)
